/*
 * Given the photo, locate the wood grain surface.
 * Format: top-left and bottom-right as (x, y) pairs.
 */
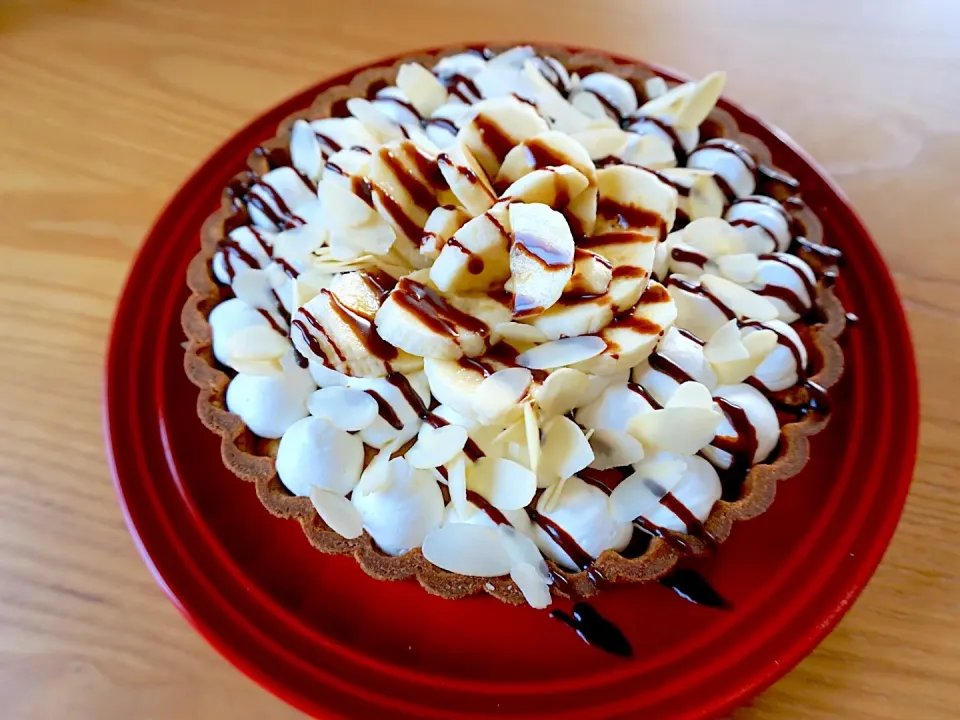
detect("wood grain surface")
(1, 0), (957, 717)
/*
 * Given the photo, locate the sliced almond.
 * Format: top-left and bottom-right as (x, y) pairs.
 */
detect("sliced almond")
(570, 128), (628, 160)
(346, 97), (405, 142)
(510, 562), (552, 608)
(421, 524), (512, 577)
(515, 336), (607, 370)
(318, 177), (378, 228)
(523, 59), (592, 134)
(700, 273), (779, 320)
(500, 166), (588, 209)
(309, 486), (364, 539)
(710, 327), (778, 385)
(674, 71), (726, 130)
(535, 368), (590, 417)
(704, 320), (750, 364)
(717, 253), (760, 283)
(523, 402), (541, 475)
(407, 424), (469, 469)
(620, 133), (677, 169)
(307, 386), (378, 432)
(588, 429), (645, 470)
(628, 381), (722, 455)
(467, 457), (537, 511)
(447, 455), (469, 519)
(225, 325), (289, 367)
(607, 459), (686, 523)
(538, 416), (594, 486)
(397, 62), (448, 116)
(472, 367), (533, 425)
(494, 322), (549, 344)
(498, 525), (551, 582)
(231, 268), (278, 310)
(290, 119), (323, 182)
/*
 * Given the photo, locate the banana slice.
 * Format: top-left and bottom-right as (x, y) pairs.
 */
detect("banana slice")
(375, 276), (507, 360)
(578, 232), (656, 312)
(524, 295), (615, 341)
(658, 167), (726, 222)
(573, 280), (678, 375)
(396, 62), (448, 117)
(595, 164), (678, 238)
(430, 203), (511, 293)
(421, 205), (471, 263)
(566, 249), (612, 296)
(291, 271), (420, 377)
(437, 140), (496, 216)
(499, 165), (588, 209)
(497, 130), (597, 186)
(508, 203), (575, 317)
(459, 96), (550, 178)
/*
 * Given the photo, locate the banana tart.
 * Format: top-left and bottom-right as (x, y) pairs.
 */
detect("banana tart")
(183, 45), (847, 608)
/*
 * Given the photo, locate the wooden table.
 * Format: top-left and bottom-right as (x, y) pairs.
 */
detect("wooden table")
(1, 0), (957, 717)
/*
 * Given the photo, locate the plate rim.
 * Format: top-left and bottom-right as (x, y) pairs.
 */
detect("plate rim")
(104, 42), (920, 720)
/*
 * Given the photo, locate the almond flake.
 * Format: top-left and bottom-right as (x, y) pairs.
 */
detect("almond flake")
(447, 455), (469, 519)
(674, 71), (726, 130)
(231, 268), (278, 310)
(540, 476), (568, 512)
(467, 457), (537, 511)
(700, 273), (779, 320)
(704, 320), (750, 364)
(307, 386), (378, 431)
(309, 486), (363, 539)
(495, 322), (549, 344)
(535, 368), (590, 417)
(472, 368), (533, 425)
(588, 429), (645, 470)
(607, 459), (686, 523)
(396, 62), (448, 116)
(538, 416), (594, 486)
(629, 382), (722, 455)
(422, 524), (512, 577)
(717, 253), (760, 283)
(516, 336), (607, 370)
(290, 119), (323, 182)
(346, 97), (405, 142)
(510, 562), (552, 609)
(407, 424), (469, 469)
(523, 402), (541, 475)
(497, 525), (551, 582)
(570, 128), (628, 159)
(225, 325), (289, 368)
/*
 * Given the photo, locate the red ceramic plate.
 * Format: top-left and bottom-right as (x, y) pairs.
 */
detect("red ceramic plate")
(105, 46), (918, 719)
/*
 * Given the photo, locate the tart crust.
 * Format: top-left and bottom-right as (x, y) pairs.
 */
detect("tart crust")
(181, 45), (846, 603)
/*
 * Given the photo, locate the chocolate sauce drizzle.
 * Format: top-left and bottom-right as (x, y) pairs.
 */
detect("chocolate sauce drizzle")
(550, 603), (632, 657)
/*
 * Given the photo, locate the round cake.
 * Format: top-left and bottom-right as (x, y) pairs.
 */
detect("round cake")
(182, 45), (847, 608)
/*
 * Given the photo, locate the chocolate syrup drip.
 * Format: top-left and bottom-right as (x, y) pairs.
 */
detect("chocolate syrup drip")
(596, 197), (664, 235)
(658, 492), (718, 549)
(648, 351), (693, 384)
(670, 246), (708, 268)
(256, 308), (286, 336)
(366, 390), (404, 430)
(793, 235), (845, 266)
(627, 382), (663, 409)
(226, 173), (304, 230)
(392, 278), (490, 346)
(384, 373), (483, 460)
(710, 397), (759, 501)
(379, 148), (436, 211)
(275, 257), (299, 279)
(351, 176), (375, 208)
(371, 183), (424, 243)
(697, 138), (757, 173)
(443, 73), (482, 104)
(323, 289), (399, 362)
(550, 603), (632, 657)
(757, 163), (801, 197)
(759, 253), (816, 309)
(577, 231), (655, 251)
(314, 132), (342, 154)
(324, 161), (346, 177)
(472, 114), (516, 165)
(634, 517), (695, 554)
(253, 145), (316, 191)
(632, 115), (688, 165)
(425, 117), (459, 136)
(664, 276), (735, 320)
(659, 569), (731, 609)
(523, 137), (570, 170)
(217, 238), (259, 281)
(293, 308), (344, 362)
(525, 508), (594, 572)
(465, 489), (510, 526)
(581, 89), (621, 123)
(374, 93), (423, 121)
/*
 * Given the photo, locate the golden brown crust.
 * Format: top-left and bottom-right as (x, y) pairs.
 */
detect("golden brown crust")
(181, 45), (847, 604)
